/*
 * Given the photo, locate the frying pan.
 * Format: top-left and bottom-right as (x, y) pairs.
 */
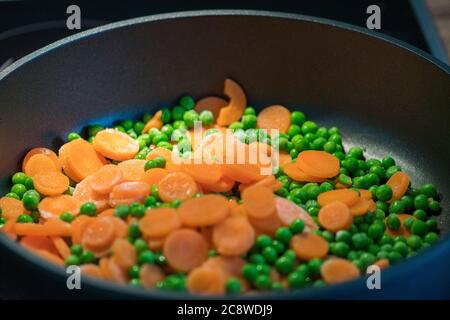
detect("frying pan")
(0, 10), (449, 299)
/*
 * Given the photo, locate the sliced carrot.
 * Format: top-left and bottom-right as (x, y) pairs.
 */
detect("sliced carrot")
(178, 194), (230, 227)
(90, 164), (124, 194)
(318, 201), (353, 232)
(139, 208), (181, 237)
(30, 248), (64, 266)
(282, 162), (325, 183)
(2, 219), (16, 239)
(99, 208), (115, 217)
(24, 154), (58, 177)
(33, 171), (70, 196)
(111, 238), (137, 269)
(110, 216), (128, 238)
(181, 162), (222, 185)
(212, 215), (255, 256)
(117, 159), (146, 181)
(140, 168), (169, 186)
(157, 171), (198, 202)
(216, 78), (247, 126)
(202, 256), (246, 279)
(80, 264), (103, 278)
(81, 216), (116, 253)
(187, 266), (225, 295)
(242, 185), (276, 219)
(93, 128), (139, 161)
(20, 236), (59, 256)
(14, 219), (72, 237)
(100, 258), (127, 284)
(73, 175), (109, 212)
(222, 162), (263, 184)
(65, 139), (107, 182)
(248, 212), (281, 237)
(142, 110), (163, 133)
(317, 189), (360, 207)
(349, 197), (371, 217)
(38, 194), (81, 219)
(275, 197), (318, 231)
(386, 172), (410, 202)
(274, 151), (292, 167)
(51, 236), (71, 259)
(200, 177), (235, 193)
(0, 197), (27, 220)
(373, 259), (389, 269)
(147, 237), (165, 251)
(163, 228), (209, 272)
(359, 189), (372, 200)
(43, 218), (72, 237)
(140, 264), (165, 289)
(231, 204), (247, 217)
(71, 215), (95, 244)
(291, 232), (329, 261)
(194, 96), (228, 120)
(239, 175), (282, 193)
(256, 105), (291, 133)
(109, 181), (150, 207)
(385, 213), (414, 238)
(296, 150), (340, 179)
(320, 258), (360, 284)
(22, 147), (61, 172)
(367, 199), (377, 212)
(58, 143), (81, 182)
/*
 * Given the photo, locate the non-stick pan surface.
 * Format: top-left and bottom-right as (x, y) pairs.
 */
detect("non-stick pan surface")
(0, 10), (449, 299)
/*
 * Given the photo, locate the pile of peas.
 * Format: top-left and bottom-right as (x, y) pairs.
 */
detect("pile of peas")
(0, 93), (443, 293)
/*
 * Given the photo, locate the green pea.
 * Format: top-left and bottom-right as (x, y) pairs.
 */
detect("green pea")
(114, 204), (130, 219)
(352, 233), (369, 249)
(381, 156), (396, 169)
(386, 214), (400, 231)
(291, 111), (306, 126)
(386, 166), (401, 179)
(179, 95), (195, 109)
(425, 219), (438, 231)
(272, 240), (286, 254)
(172, 106), (186, 121)
(411, 220), (427, 236)
(275, 256), (294, 274)
(142, 113), (153, 123)
(287, 271), (307, 289)
(307, 258), (323, 276)
(333, 241), (350, 257)
(60, 212), (74, 223)
(129, 203), (146, 218)
(226, 278), (242, 294)
(293, 137), (310, 152)
(348, 147), (364, 160)
(80, 250), (96, 264)
(161, 108), (172, 124)
(287, 124), (301, 139)
(152, 132), (169, 145)
(114, 125), (126, 133)
(22, 190), (40, 210)
(254, 274), (272, 290)
(172, 120), (187, 130)
(343, 157), (359, 173)
(289, 148), (299, 159)
(67, 132), (81, 141)
(414, 194), (429, 211)
(127, 129), (138, 139)
(369, 165), (385, 180)
(389, 200), (405, 214)
(138, 250), (155, 264)
(16, 214), (33, 223)
(134, 239), (148, 253)
(412, 209), (427, 221)
(367, 222), (385, 240)
(12, 172), (28, 185)
(374, 184), (392, 202)
(304, 132), (316, 142)
(424, 232), (439, 244)
(229, 121), (243, 130)
(275, 227), (292, 244)
(128, 264), (140, 279)
(11, 184), (27, 199)
(200, 110), (214, 126)
(360, 252), (376, 266)
(65, 255), (81, 266)
(406, 235), (422, 250)
(418, 183), (438, 199)
(338, 174), (352, 186)
(364, 173), (379, 186)
(301, 121), (318, 134)
(333, 151), (345, 160)
(289, 219), (305, 234)
(321, 230), (335, 243)
(128, 223), (141, 239)
(428, 200), (441, 213)
(183, 110), (199, 128)
(255, 235), (272, 250)
(80, 202), (97, 216)
(311, 137), (327, 150)
(242, 264), (258, 282)
(368, 244), (380, 255)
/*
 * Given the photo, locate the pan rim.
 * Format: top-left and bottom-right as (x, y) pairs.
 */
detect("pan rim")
(0, 9), (449, 299)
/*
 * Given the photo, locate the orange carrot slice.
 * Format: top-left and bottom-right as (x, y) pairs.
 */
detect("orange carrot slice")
(80, 264), (103, 278)
(256, 105), (291, 133)
(93, 128), (139, 161)
(242, 185), (276, 219)
(194, 96), (228, 119)
(163, 228), (209, 272)
(90, 164), (124, 194)
(111, 238), (137, 269)
(109, 181), (150, 207)
(386, 172), (410, 202)
(81, 216), (116, 253)
(275, 197), (318, 231)
(200, 177), (235, 193)
(51, 236), (71, 259)
(71, 215), (95, 244)
(181, 162), (222, 185)
(247, 212), (281, 237)
(275, 151), (292, 167)
(239, 175), (282, 193)
(33, 171), (70, 196)
(142, 110), (163, 133)
(212, 215), (255, 256)
(359, 189), (372, 200)
(140, 168), (169, 185)
(14, 219), (72, 237)
(58, 143), (81, 182)
(30, 248), (64, 266)
(320, 258), (360, 284)
(317, 189), (360, 207)
(73, 175), (109, 212)
(178, 194), (230, 227)
(100, 258), (128, 284)
(43, 218), (72, 237)
(99, 208), (115, 217)
(20, 236), (59, 256)
(64, 139), (106, 181)
(187, 266), (226, 294)
(291, 232), (329, 261)
(140, 264), (165, 289)
(22, 147), (60, 172)
(318, 201), (353, 232)
(349, 197), (371, 217)
(0, 197), (27, 220)
(222, 162), (263, 184)
(282, 162), (325, 183)
(117, 159), (146, 181)
(138, 208), (181, 238)
(296, 150), (340, 179)
(216, 78), (247, 126)
(157, 171), (198, 202)
(373, 259), (389, 269)
(24, 154), (58, 177)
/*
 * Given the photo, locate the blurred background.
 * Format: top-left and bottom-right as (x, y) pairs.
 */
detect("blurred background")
(0, 0), (449, 73)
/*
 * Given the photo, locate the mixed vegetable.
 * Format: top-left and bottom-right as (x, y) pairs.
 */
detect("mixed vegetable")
(0, 78), (442, 295)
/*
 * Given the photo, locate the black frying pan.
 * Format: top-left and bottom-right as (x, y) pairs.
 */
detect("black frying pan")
(0, 11), (449, 299)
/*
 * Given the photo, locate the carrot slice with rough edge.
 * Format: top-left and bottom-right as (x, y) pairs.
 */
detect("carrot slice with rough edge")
(275, 197), (318, 231)
(51, 236), (71, 259)
(373, 259), (389, 269)
(320, 258), (360, 284)
(2, 219), (16, 240)
(14, 219), (71, 237)
(14, 223), (47, 237)
(58, 143), (81, 182)
(349, 197), (371, 217)
(43, 218), (72, 237)
(163, 228), (209, 272)
(110, 216), (128, 239)
(273, 151), (292, 167)
(178, 194), (230, 227)
(93, 128), (139, 161)
(203, 256), (246, 279)
(291, 232), (329, 261)
(22, 147), (60, 172)
(147, 236), (165, 251)
(140, 264), (165, 289)
(296, 150), (340, 179)
(38, 194), (81, 219)
(318, 201), (353, 232)
(181, 162), (222, 185)
(239, 175), (282, 193)
(200, 177), (235, 193)
(187, 266), (225, 295)
(0, 197), (27, 220)
(212, 215), (255, 256)
(138, 208), (181, 238)
(33, 171), (70, 196)
(282, 162), (325, 183)
(157, 171), (198, 203)
(24, 154), (58, 177)
(386, 172), (410, 202)
(248, 212), (281, 237)
(30, 248), (64, 266)
(194, 96), (228, 120)
(216, 78), (247, 126)
(109, 181), (151, 207)
(71, 215), (95, 244)
(65, 139), (107, 181)
(73, 175), (109, 212)
(20, 236), (59, 256)
(117, 159), (146, 181)
(80, 264), (103, 278)
(81, 216), (116, 253)
(99, 208), (114, 217)
(142, 110), (163, 133)
(317, 189), (360, 207)
(231, 204), (247, 217)
(242, 185), (276, 219)
(359, 189), (372, 200)
(140, 168), (169, 186)
(104, 258), (128, 283)
(367, 199), (377, 212)
(90, 164), (124, 194)
(385, 213), (414, 238)
(256, 105), (291, 133)
(111, 238), (137, 269)
(222, 162), (264, 184)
